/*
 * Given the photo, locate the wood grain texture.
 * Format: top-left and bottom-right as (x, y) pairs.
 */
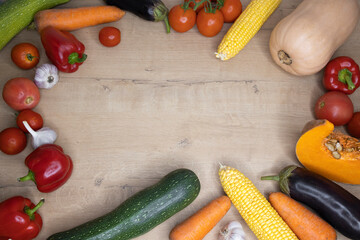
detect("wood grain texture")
(0, 0), (359, 239)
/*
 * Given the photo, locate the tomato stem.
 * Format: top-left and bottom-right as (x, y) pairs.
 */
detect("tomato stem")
(26, 53), (39, 61)
(181, 0), (191, 10)
(217, 0), (224, 9)
(204, 0), (218, 13)
(193, 0), (207, 11)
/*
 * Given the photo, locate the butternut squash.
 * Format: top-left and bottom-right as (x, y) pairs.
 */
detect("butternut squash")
(296, 119), (360, 184)
(269, 0), (360, 76)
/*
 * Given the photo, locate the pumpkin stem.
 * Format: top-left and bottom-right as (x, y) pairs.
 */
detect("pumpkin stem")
(278, 50), (292, 65)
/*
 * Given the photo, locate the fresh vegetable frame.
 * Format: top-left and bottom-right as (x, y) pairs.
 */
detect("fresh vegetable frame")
(1, 0), (360, 239)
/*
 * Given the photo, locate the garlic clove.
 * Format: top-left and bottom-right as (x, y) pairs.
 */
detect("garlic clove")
(34, 63), (59, 89)
(23, 121), (57, 149)
(219, 221), (245, 240)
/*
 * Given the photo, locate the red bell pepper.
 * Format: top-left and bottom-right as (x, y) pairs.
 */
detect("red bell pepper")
(18, 144), (73, 193)
(0, 196), (44, 240)
(323, 56), (360, 94)
(41, 26), (87, 73)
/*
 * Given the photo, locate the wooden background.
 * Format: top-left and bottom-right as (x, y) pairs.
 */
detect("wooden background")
(1, 0), (360, 239)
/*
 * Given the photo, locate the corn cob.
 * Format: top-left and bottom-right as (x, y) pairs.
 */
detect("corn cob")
(219, 164), (298, 240)
(216, 0), (282, 61)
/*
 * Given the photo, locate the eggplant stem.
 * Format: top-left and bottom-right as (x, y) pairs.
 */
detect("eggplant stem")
(261, 166), (298, 196)
(164, 16), (170, 34)
(261, 175), (280, 181)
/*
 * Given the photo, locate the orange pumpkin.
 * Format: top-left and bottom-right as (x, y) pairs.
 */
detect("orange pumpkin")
(296, 119), (360, 184)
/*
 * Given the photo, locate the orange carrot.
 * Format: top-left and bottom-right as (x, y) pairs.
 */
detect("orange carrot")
(170, 195), (231, 240)
(269, 192), (336, 240)
(35, 6), (125, 33)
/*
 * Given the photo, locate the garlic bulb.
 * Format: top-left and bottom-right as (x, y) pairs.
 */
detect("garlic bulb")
(219, 221), (245, 240)
(23, 121), (57, 149)
(34, 63), (59, 89)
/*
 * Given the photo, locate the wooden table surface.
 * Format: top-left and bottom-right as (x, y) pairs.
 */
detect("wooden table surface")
(1, 0), (360, 239)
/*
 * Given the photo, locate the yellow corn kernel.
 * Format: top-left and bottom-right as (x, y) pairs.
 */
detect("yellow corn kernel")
(216, 0), (282, 60)
(219, 165), (298, 240)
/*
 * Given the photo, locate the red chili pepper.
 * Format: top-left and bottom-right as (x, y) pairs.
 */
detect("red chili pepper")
(40, 26), (87, 73)
(322, 56), (360, 94)
(18, 144), (73, 193)
(0, 196), (44, 240)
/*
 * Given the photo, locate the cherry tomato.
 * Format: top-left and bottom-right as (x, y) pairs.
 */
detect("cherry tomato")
(184, 0), (205, 12)
(315, 91), (354, 126)
(2, 77), (40, 111)
(99, 27), (121, 47)
(0, 127), (27, 155)
(196, 8), (224, 37)
(11, 43), (40, 70)
(347, 112), (360, 138)
(17, 109), (44, 133)
(220, 0), (242, 23)
(169, 4), (196, 33)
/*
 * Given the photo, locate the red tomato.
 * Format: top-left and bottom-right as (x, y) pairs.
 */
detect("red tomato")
(99, 27), (121, 47)
(315, 91), (354, 126)
(0, 127), (27, 155)
(220, 0), (242, 23)
(184, 0), (205, 12)
(2, 77), (40, 111)
(347, 112), (360, 138)
(169, 5), (196, 33)
(196, 8), (224, 37)
(11, 43), (40, 70)
(17, 109), (44, 133)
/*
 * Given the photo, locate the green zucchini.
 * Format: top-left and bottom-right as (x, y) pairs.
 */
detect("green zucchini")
(47, 168), (201, 240)
(0, 0), (69, 51)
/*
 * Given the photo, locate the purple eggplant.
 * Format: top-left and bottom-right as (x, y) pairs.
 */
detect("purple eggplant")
(262, 165), (360, 240)
(105, 0), (170, 33)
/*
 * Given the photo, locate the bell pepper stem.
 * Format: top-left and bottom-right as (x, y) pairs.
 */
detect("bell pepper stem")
(338, 68), (355, 90)
(68, 52), (87, 65)
(18, 170), (36, 183)
(24, 199), (44, 220)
